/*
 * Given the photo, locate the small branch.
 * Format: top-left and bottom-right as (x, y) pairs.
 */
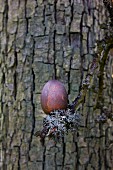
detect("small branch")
(70, 56), (98, 111)
(70, 37), (113, 112)
(95, 40), (113, 109)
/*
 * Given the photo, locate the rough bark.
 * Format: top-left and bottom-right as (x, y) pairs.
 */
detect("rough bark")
(0, 0), (113, 170)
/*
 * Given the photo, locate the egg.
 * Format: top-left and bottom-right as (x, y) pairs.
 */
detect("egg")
(41, 80), (68, 114)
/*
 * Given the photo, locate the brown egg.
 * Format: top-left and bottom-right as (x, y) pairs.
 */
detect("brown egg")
(41, 80), (68, 114)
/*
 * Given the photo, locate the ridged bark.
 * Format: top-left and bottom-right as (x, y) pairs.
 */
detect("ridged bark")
(1, 0), (113, 169)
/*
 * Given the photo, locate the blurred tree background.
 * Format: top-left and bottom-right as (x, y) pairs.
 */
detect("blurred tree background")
(0, 0), (113, 169)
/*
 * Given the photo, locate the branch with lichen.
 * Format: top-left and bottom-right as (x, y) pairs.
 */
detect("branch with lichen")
(69, 56), (98, 111)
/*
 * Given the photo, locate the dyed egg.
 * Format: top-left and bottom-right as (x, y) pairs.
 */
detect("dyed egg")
(41, 80), (68, 114)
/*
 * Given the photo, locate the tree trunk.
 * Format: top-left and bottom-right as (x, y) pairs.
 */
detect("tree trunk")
(1, 0), (113, 169)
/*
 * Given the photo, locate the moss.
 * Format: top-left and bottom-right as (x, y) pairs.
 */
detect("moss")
(95, 37), (113, 109)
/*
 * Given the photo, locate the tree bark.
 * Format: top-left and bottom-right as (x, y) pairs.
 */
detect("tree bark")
(1, 0), (113, 169)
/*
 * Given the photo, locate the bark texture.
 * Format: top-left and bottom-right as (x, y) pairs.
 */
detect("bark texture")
(0, 0), (113, 169)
